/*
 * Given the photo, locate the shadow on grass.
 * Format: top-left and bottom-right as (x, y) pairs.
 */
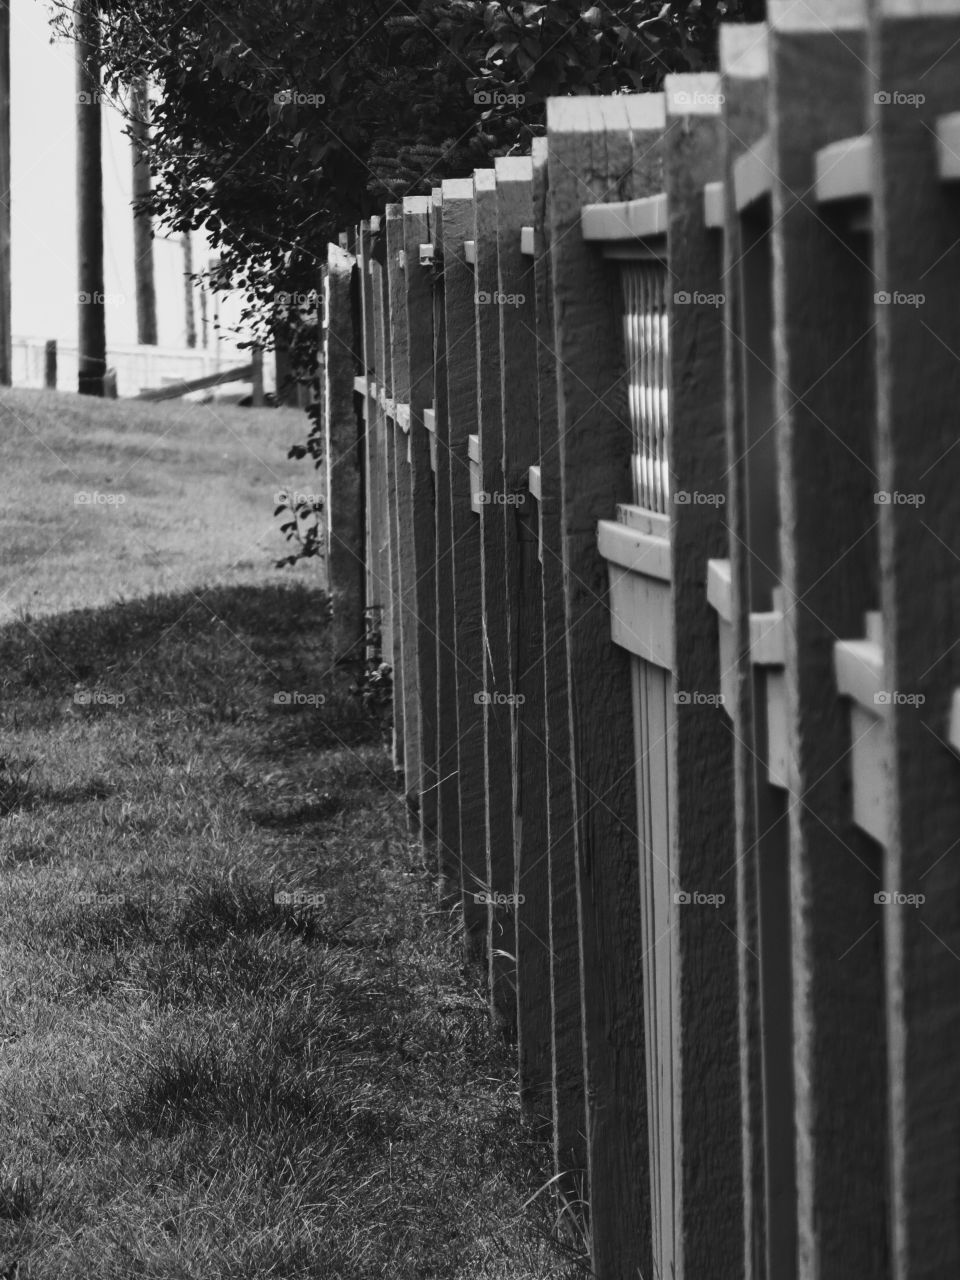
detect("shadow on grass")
(0, 580), (383, 752)
(0, 579), (587, 1280)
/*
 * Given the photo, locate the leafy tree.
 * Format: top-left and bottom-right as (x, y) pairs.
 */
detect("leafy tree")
(55, 0), (763, 546)
(57, 0), (763, 352)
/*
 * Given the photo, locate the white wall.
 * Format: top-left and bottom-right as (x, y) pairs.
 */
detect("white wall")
(10, 1), (250, 367)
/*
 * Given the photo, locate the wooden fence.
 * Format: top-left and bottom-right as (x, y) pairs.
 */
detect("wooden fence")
(319, 3), (960, 1277)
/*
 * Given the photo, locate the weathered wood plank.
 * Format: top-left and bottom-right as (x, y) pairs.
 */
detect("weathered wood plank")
(494, 155), (552, 1122)
(768, 9), (889, 1279)
(660, 71), (744, 1280)
(430, 185), (464, 907)
(718, 27), (775, 1279)
(372, 252), (404, 776)
(401, 196), (439, 863)
(547, 92), (662, 1280)
(356, 224), (380, 625)
(531, 136), (587, 1194)
(473, 167), (517, 1029)
(871, 3), (960, 1275)
(323, 243), (365, 662)
(441, 178), (488, 957)
(387, 205), (421, 827)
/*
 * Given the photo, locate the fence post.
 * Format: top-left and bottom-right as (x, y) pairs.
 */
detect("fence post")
(356, 223), (379, 637)
(323, 243), (365, 664)
(766, 6), (890, 1277)
(716, 28), (775, 1278)
(473, 167), (517, 1028)
(546, 94), (661, 1280)
(386, 205), (420, 826)
(44, 339), (57, 390)
(870, 3), (960, 1275)
(371, 237), (405, 775)
(493, 156), (552, 1115)
(250, 346), (264, 406)
(531, 135), (587, 1193)
(659, 71), (744, 1279)
(440, 178), (488, 958)
(400, 196), (438, 860)
(430, 185), (464, 906)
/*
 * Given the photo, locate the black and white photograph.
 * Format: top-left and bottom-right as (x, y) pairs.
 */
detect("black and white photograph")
(0, 1), (956, 1276)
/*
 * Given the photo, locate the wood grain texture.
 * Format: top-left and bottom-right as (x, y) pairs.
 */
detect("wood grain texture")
(493, 157), (552, 1120)
(770, 22), (890, 1280)
(441, 179), (488, 956)
(473, 168), (517, 1029)
(546, 93), (661, 1280)
(661, 75), (744, 1280)
(323, 244), (365, 663)
(387, 206), (421, 828)
(871, 10), (960, 1277)
(532, 138), (588, 1191)
(718, 28), (773, 1279)
(430, 188), (463, 907)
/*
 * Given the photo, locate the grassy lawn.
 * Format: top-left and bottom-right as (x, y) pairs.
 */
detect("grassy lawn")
(0, 388), (318, 623)
(0, 390), (584, 1279)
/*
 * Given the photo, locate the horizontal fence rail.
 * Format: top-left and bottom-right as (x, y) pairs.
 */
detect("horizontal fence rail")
(315, 4), (960, 1276)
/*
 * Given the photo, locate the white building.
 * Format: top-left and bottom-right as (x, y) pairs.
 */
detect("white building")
(9, 0), (262, 397)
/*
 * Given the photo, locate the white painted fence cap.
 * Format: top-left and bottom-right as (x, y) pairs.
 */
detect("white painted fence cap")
(719, 24), (768, 79)
(494, 156), (534, 182)
(769, 0), (866, 28)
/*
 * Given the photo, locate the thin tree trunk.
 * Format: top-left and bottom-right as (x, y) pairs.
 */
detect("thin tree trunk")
(76, 0), (106, 396)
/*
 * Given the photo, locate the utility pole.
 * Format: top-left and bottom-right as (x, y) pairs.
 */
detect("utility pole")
(130, 76), (157, 345)
(76, 0), (106, 395)
(0, 0), (12, 386)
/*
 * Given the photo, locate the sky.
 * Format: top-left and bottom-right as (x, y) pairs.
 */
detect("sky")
(10, 0), (245, 356)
